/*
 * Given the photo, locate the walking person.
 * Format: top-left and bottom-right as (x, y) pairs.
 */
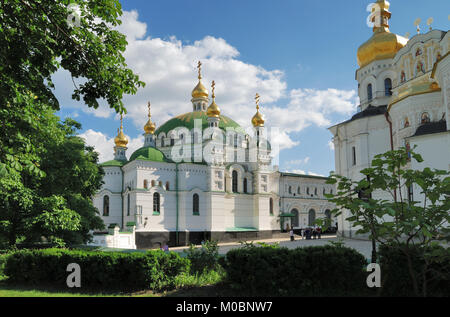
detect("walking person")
(312, 227), (317, 239)
(317, 226), (322, 239)
(290, 228), (295, 241)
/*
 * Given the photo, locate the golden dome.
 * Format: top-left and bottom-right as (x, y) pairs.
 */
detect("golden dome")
(114, 115), (128, 147)
(207, 80), (221, 117)
(191, 61), (209, 99)
(192, 81), (209, 99)
(144, 102), (156, 134)
(357, 0), (408, 68)
(357, 30), (407, 67)
(251, 93), (265, 127)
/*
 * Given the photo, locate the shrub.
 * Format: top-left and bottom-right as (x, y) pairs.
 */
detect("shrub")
(220, 245), (367, 296)
(379, 244), (450, 297)
(4, 248), (189, 291)
(184, 240), (220, 274)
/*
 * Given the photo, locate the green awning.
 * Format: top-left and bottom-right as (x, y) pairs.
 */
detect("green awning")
(225, 227), (258, 232)
(279, 213), (295, 217)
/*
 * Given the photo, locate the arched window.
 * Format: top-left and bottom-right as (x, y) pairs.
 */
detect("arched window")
(308, 209), (316, 227)
(292, 209), (299, 227)
(170, 138), (175, 146)
(325, 209), (331, 223)
(151, 180), (155, 187)
(269, 198), (274, 215)
(153, 193), (160, 214)
(166, 182), (170, 191)
(144, 180), (148, 189)
(367, 84), (373, 101)
(384, 78), (392, 96)
(243, 178), (248, 193)
(193, 194), (199, 215)
(306, 187), (310, 195)
(232, 170), (238, 193)
(103, 195), (109, 216)
(297, 187), (301, 194)
(288, 186), (292, 194)
(127, 194), (130, 216)
(314, 188), (318, 196)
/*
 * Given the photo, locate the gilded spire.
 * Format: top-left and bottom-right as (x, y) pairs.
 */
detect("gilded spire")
(207, 80), (221, 118)
(191, 61), (209, 99)
(144, 101), (156, 134)
(251, 93), (265, 127)
(372, 0), (391, 33)
(114, 114), (128, 147)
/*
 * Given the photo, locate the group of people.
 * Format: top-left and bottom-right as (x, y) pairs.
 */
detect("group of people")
(289, 226), (322, 241)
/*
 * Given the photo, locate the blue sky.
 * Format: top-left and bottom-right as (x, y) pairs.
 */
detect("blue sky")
(56, 0), (449, 176)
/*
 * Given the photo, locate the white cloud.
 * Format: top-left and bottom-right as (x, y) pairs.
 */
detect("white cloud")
(328, 140), (335, 151)
(79, 129), (144, 162)
(286, 157), (310, 166)
(55, 10), (358, 156)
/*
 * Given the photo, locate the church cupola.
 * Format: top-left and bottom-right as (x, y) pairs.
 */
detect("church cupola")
(207, 80), (221, 128)
(251, 93), (265, 128)
(357, 0), (407, 68)
(191, 61), (209, 112)
(114, 114), (128, 161)
(143, 101), (157, 147)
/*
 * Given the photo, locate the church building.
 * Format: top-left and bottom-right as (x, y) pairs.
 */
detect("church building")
(93, 62), (335, 249)
(329, 0), (450, 237)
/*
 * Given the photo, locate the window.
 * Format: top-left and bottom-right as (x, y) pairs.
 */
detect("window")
(325, 209), (331, 223)
(243, 178), (248, 193)
(170, 138), (175, 146)
(297, 187), (301, 195)
(292, 209), (299, 227)
(367, 84), (373, 101)
(307, 187), (310, 195)
(151, 180), (155, 187)
(308, 209), (316, 227)
(166, 182), (170, 191)
(193, 194), (199, 215)
(288, 186), (292, 194)
(153, 193), (160, 214)
(352, 146), (357, 166)
(103, 196), (109, 216)
(127, 194), (130, 216)
(421, 112), (430, 124)
(408, 185), (414, 202)
(232, 170), (238, 193)
(144, 180), (148, 189)
(269, 198), (274, 215)
(314, 188), (318, 196)
(384, 78), (392, 96)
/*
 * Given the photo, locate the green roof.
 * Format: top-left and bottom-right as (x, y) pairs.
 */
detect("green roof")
(280, 172), (330, 180)
(100, 159), (127, 167)
(155, 111), (245, 135)
(129, 146), (172, 163)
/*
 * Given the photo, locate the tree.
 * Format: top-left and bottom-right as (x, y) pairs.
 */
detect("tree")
(323, 147), (450, 296)
(1, 0), (144, 247)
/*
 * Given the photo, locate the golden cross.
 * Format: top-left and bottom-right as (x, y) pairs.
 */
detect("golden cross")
(211, 80), (216, 98)
(197, 61), (202, 79)
(147, 101), (151, 118)
(255, 93), (260, 110)
(120, 114), (124, 131)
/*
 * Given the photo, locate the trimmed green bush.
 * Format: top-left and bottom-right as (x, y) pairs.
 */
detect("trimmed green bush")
(184, 240), (220, 274)
(379, 244), (450, 297)
(220, 245), (367, 296)
(4, 248), (189, 291)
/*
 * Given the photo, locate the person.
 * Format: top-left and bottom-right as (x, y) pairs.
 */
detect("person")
(317, 226), (322, 239)
(312, 227), (317, 239)
(290, 228), (294, 241)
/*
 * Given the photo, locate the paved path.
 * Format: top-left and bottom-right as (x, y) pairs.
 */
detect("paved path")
(171, 235), (376, 260)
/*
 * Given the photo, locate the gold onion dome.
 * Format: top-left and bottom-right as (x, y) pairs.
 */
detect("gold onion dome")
(114, 115), (128, 147)
(207, 81), (221, 117)
(357, 0), (408, 68)
(251, 93), (265, 127)
(144, 102), (156, 134)
(191, 61), (209, 99)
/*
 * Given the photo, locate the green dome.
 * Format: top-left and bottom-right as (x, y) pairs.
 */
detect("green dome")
(129, 146), (172, 163)
(155, 111), (245, 135)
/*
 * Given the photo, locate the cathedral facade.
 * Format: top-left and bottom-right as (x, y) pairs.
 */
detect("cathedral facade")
(93, 64), (335, 249)
(329, 0), (450, 237)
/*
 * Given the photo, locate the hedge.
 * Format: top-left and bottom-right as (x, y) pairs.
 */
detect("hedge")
(379, 244), (450, 297)
(5, 248), (190, 291)
(220, 245), (367, 296)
